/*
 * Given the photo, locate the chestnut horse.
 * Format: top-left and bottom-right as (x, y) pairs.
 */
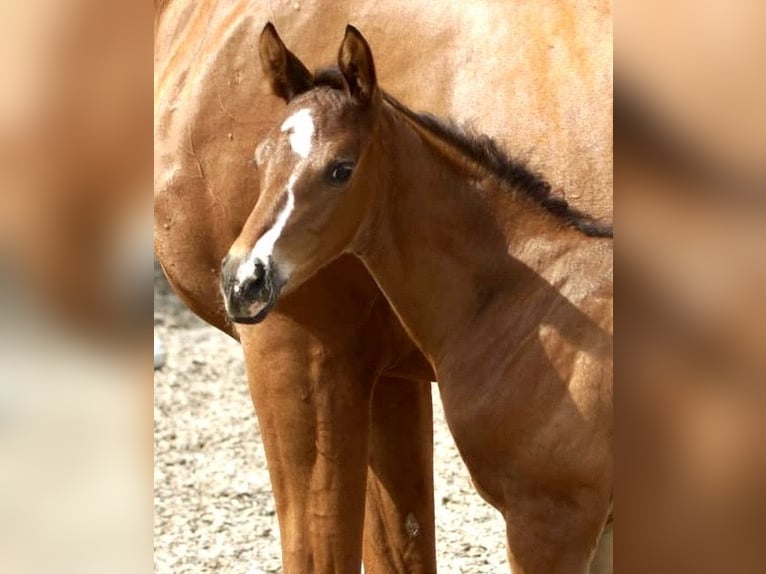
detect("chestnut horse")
(221, 24), (613, 574)
(155, 1), (612, 572)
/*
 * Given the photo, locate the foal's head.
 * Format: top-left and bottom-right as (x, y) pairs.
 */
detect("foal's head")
(221, 23), (382, 323)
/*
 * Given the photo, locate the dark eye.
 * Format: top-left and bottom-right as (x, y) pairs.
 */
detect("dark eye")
(327, 161), (354, 185)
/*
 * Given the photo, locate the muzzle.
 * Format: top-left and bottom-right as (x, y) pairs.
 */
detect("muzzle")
(220, 253), (283, 324)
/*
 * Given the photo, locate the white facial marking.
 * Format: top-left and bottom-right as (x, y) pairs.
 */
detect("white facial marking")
(235, 174), (297, 284)
(280, 108), (314, 158)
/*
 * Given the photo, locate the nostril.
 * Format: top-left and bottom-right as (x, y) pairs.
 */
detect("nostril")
(245, 265), (265, 293)
(224, 258), (269, 306)
(237, 260), (267, 299)
(240, 278), (258, 299)
(252, 260), (265, 284)
(250, 274), (264, 290)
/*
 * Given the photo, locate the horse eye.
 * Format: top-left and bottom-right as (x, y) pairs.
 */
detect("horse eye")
(327, 162), (354, 185)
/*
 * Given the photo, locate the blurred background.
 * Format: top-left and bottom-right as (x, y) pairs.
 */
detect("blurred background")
(0, 1), (151, 573)
(617, 1), (765, 572)
(0, 0), (763, 572)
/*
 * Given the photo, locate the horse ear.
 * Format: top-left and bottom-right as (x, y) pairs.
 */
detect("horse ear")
(258, 22), (313, 102)
(337, 25), (377, 104)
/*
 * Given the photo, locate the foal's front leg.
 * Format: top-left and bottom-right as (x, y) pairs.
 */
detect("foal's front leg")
(502, 487), (611, 574)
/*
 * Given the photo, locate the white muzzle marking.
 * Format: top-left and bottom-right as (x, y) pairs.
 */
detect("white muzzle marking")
(280, 108), (314, 158)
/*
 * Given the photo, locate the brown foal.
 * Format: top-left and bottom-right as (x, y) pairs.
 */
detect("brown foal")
(221, 24), (613, 574)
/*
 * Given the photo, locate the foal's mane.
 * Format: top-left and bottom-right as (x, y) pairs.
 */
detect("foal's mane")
(313, 68), (613, 238)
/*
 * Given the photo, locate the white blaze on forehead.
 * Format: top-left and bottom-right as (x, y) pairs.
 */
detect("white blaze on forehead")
(280, 108), (314, 158)
(235, 174), (297, 283)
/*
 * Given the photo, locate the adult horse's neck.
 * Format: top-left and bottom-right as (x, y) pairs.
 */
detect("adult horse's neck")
(354, 102), (611, 372)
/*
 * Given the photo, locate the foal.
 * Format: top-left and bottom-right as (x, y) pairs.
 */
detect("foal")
(222, 23), (613, 574)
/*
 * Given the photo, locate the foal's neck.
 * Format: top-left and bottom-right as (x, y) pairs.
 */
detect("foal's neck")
(356, 106), (604, 367)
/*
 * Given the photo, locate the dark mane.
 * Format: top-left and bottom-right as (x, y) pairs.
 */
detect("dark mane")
(312, 67), (613, 238)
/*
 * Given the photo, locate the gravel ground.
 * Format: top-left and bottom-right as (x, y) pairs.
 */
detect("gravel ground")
(154, 274), (506, 573)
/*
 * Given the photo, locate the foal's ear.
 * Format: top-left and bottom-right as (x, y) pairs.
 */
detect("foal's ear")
(337, 25), (377, 105)
(258, 22), (313, 102)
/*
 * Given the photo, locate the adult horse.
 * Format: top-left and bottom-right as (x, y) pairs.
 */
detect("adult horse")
(154, 1), (612, 572)
(221, 23), (612, 573)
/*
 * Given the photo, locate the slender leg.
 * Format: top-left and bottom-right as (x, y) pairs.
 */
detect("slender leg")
(363, 377), (436, 574)
(239, 316), (375, 573)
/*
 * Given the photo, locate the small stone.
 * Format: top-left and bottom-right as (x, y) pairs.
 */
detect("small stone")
(154, 335), (167, 370)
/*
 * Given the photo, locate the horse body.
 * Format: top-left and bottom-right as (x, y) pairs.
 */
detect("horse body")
(223, 25), (612, 573)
